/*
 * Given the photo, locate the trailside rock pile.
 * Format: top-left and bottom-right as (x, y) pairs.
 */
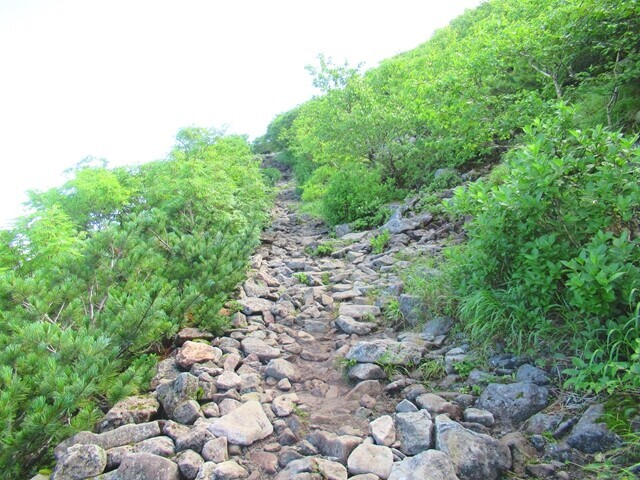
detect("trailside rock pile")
(47, 185), (623, 480)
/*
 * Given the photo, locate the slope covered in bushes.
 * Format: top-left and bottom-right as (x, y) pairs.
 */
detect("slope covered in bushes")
(0, 128), (272, 478)
(256, 0), (640, 398)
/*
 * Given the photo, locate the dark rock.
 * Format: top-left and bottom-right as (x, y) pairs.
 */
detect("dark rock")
(565, 404), (622, 453)
(476, 382), (549, 429)
(307, 430), (362, 465)
(388, 449), (459, 480)
(515, 364), (551, 386)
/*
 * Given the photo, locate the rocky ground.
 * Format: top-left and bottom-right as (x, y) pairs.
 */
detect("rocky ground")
(45, 181), (625, 480)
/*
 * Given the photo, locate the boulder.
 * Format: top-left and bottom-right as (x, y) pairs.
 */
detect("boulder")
(176, 341), (220, 369)
(395, 410), (434, 455)
(566, 404), (622, 453)
(308, 430), (363, 464)
(370, 415), (396, 446)
(116, 452), (179, 480)
(348, 363), (386, 381)
(265, 358), (301, 382)
(335, 315), (373, 335)
(241, 337), (281, 361)
(97, 395), (160, 432)
(347, 443), (394, 479)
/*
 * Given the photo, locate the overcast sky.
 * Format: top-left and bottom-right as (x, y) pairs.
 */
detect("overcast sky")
(0, 0), (483, 228)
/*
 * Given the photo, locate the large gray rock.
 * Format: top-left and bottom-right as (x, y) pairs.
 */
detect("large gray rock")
(106, 436), (175, 470)
(175, 426), (215, 453)
(241, 337), (281, 361)
(98, 395), (160, 432)
(150, 358), (181, 389)
(395, 410), (434, 455)
(265, 358), (301, 382)
(566, 404), (622, 453)
(476, 382), (549, 428)
(177, 450), (204, 480)
(398, 294), (424, 324)
(116, 452), (179, 480)
(435, 415), (511, 480)
(239, 297), (274, 315)
(52, 444), (107, 480)
(335, 315), (373, 335)
(308, 430), (363, 465)
(347, 443), (394, 479)
(54, 422), (161, 459)
(388, 450), (459, 480)
(275, 457), (348, 480)
(422, 317), (455, 340)
(155, 372), (199, 419)
(208, 400), (273, 446)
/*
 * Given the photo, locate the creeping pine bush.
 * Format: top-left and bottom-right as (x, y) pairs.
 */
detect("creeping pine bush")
(322, 164), (402, 229)
(446, 107), (640, 393)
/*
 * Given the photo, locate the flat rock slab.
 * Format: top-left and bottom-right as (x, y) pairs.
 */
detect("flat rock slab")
(241, 337), (281, 361)
(208, 400), (273, 446)
(239, 297), (274, 315)
(347, 443), (394, 479)
(335, 315), (374, 335)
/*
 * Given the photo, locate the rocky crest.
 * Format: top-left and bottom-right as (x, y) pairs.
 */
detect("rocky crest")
(46, 182), (622, 480)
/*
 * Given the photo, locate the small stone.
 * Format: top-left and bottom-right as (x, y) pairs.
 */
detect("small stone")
(52, 444), (107, 480)
(265, 358), (301, 382)
(463, 408), (495, 427)
(216, 371), (243, 390)
(211, 460), (249, 480)
(272, 393), (299, 417)
(176, 341), (220, 369)
(388, 449), (458, 480)
(241, 337), (281, 361)
(116, 452), (179, 480)
(177, 450), (204, 480)
(347, 443), (394, 479)
(250, 451), (278, 474)
(395, 399), (418, 413)
(97, 395), (160, 432)
(335, 315), (374, 335)
(395, 410), (434, 455)
(277, 378), (292, 391)
(339, 304), (381, 319)
(515, 364), (551, 386)
(173, 400), (202, 425)
(308, 430), (363, 465)
(415, 394), (462, 420)
(202, 402), (220, 418)
(348, 363), (386, 381)
(208, 400), (274, 446)
(175, 427), (215, 453)
(275, 457), (348, 480)
(476, 382), (549, 429)
(202, 437), (228, 463)
(370, 415), (396, 446)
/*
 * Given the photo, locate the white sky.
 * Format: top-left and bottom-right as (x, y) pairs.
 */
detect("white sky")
(0, 0), (482, 228)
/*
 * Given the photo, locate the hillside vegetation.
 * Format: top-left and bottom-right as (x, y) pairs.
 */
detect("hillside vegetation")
(256, 0), (640, 395)
(0, 129), (272, 478)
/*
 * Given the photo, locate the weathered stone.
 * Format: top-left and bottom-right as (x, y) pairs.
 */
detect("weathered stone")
(388, 449), (459, 480)
(272, 393), (299, 417)
(395, 410), (434, 455)
(54, 422), (161, 459)
(239, 297), (274, 315)
(346, 339), (422, 366)
(208, 400), (273, 446)
(275, 456), (348, 480)
(332, 289), (362, 301)
(476, 382), (549, 428)
(415, 394), (462, 420)
(250, 451), (278, 474)
(435, 415), (511, 480)
(396, 399), (418, 413)
(339, 304), (381, 319)
(335, 315), (373, 335)
(345, 380), (383, 401)
(347, 443), (394, 479)
(176, 327), (215, 346)
(501, 432), (537, 476)
(216, 371), (243, 390)
(151, 358), (182, 389)
(116, 452), (179, 480)
(348, 363), (386, 381)
(265, 358), (301, 382)
(173, 400), (202, 425)
(52, 444), (107, 480)
(370, 415), (396, 446)
(566, 404), (622, 453)
(97, 395), (160, 432)
(155, 372), (199, 419)
(175, 426), (215, 453)
(524, 413), (563, 434)
(463, 408), (495, 427)
(211, 460), (248, 480)
(202, 436), (228, 463)
(106, 436), (175, 469)
(515, 364), (551, 386)
(177, 450), (204, 480)
(308, 430), (363, 465)
(422, 317), (455, 340)
(176, 341), (220, 369)
(398, 294), (424, 324)
(241, 337), (281, 361)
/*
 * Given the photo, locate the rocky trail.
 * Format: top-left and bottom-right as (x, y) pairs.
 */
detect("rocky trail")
(46, 180), (624, 480)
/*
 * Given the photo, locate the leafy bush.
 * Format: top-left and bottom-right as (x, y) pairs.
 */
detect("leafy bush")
(322, 165), (401, 228)
(370, 229), (391, 255)
(445, 108), (640, 392)
(0, 129), (272, 478)
(261, 167), (282, 186)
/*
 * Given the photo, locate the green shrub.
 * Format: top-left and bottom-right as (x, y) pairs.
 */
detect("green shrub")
(322, 165), (402, 228)
(370, 229), (391, 255)
(445, 108), (640, 392)
(261, 167), (282, 186)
